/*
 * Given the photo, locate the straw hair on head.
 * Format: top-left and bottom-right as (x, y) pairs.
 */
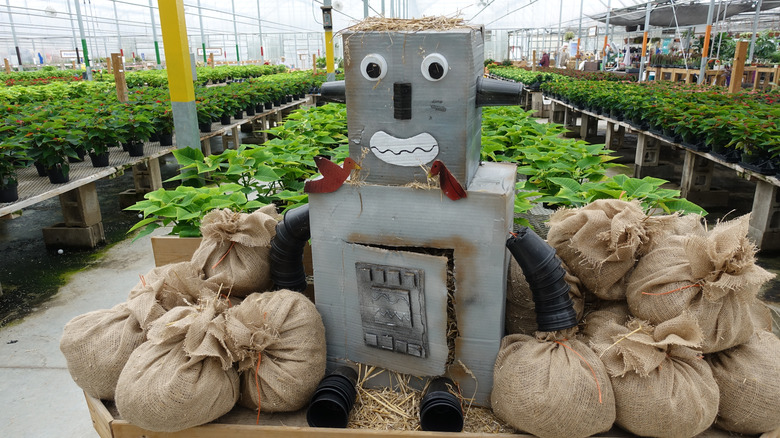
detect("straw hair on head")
(342, 16), (476, 34)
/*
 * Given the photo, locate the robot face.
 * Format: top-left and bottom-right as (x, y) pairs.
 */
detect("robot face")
(343, 29), (484, 186)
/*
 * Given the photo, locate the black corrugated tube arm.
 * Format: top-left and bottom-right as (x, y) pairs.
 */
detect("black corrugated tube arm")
(506, 227), (579, 332)
(270, 204), (310, 292)
(319, 80), (346, 103)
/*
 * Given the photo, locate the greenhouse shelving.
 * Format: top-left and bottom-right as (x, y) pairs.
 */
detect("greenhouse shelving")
(546, 96), (780, 251)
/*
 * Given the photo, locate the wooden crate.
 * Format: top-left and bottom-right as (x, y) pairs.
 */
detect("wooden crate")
(150, 235), (203, 267)
(84, 392), (518, 438)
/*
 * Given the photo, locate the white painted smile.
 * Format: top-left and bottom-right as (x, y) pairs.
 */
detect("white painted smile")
(369, 131), (439, 167)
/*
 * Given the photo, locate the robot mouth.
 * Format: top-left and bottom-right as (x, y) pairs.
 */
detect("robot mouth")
(369, 131), (439, 167)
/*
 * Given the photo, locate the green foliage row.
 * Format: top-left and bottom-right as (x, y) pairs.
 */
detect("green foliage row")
(0, 71), (325, 185)
(542, 79), (780, 158)
(0, 69), (83, 87)
(481, 106), (706, 220)
(95, 64), (288, 88)
(487, 65), (634, 86)
(127, 103), (704, 238)
(127, 103), (348, 239)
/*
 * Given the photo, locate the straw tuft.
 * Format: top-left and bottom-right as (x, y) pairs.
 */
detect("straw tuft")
(343, 16), (475, 34)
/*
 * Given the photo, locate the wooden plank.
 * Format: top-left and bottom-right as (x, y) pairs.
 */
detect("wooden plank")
(84, 392), (116, 438)
(112, 53), (129, 103)
(150, 235), (203, 266)
(111, 421), (519, 438)
(729, 41), (748, 94)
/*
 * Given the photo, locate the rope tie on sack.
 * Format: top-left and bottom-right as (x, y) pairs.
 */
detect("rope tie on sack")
(641, 283), (702, 296)
(554, 340), (603, 404)
(212, 241), (236, 270)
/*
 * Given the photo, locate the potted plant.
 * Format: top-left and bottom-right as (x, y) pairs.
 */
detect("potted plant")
(196, 99), (219, 133)
(125, 183), (267, 266)
(115, 104), (155, 157)
(79, 105), (120, 167)
(0, 139), (32, 202)
(21, 119), (84, 184)
(151, 101), (175, 146)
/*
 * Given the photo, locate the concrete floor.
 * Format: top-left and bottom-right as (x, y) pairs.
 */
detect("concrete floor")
(0, 227), (166, 437)
(0, 121), (777, 437)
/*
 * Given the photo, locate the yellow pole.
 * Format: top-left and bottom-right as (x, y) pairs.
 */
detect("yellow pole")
(321, 4), (335, 81)
(158, 0), (199, 149)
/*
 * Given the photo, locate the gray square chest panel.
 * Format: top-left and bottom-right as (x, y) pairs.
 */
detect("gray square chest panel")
(342, 28), (484, 188)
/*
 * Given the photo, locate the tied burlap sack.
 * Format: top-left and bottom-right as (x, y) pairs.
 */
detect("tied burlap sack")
(547, 199), (648, 301)
(116, 301), (239, 432)
(589, 313), (719, 438)
(223, 290), (326, 413)
(128, 261), (217, 310)
(627, 215), (775, 353)
(491, 329), (616, 438)
(60, 292), (166, 400)
(579, 302), (632, 343)
(190, 206), (280, 297)
(706, 330), (780, 435)
(505, 258), (585, 335)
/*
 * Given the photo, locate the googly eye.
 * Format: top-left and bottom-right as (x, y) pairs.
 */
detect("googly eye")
(421, 53), (448, 81)
(360, 54), (387, 81)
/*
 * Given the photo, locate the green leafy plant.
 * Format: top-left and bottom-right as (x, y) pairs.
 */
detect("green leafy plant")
(20, 115), (84, 176)
(0, 139), (31, 187)
(538, 174), (707, 215)
(125, 183), (266, 239)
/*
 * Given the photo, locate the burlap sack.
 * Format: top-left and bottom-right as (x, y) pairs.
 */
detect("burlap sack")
(547, 199), (648, 301)
(116, 302), (239, 432)
(491, 329), (616, 438)
(589, 314), (718, 437)
(505, 258), (585, 335)
(190, 206), (280, 297)
(706, 330), (780, 435)
(579, 302), (631, 343)
(627, 215), (775, 353)
(60, 292), (166, 400)
(128, 261), (217, 309)
(223, 290), (326, 413)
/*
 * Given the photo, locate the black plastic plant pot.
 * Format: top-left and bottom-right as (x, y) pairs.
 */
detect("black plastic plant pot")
(89, 151), (110, 168)
(46, 166), (69, 184)
(419, 377), (464, 432)
(127, 142), (144, 157)
(536, 306), (578, 332)
(0, 181), (19, 203)
(282, 204), (311, 241)
(220, 114), (232, 125)
(264, 102), (273, 110)
(245, 106), (255, 116)
(159, 132), (173, 146)
(531, 280), (571, 303)
(34, 161), (47, 177)
(255, 103), (263, 112)
(524, 263), (566, 288)
(234, 110), (243, 120)
(307, 366), (358, 428)
(199, 122), (212, 133)
(506, 227), (557, 274)
(68, 148), (86, 163)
